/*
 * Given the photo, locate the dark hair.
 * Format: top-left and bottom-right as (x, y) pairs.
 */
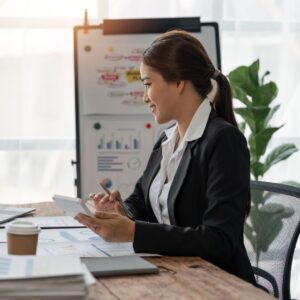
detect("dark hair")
(142, 30), (238, 127)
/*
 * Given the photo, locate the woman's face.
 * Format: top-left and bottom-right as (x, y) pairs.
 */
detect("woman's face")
(140, 62), (179, 124)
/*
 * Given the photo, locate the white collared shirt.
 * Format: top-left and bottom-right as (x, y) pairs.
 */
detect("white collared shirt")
(149, 97), (212, 224)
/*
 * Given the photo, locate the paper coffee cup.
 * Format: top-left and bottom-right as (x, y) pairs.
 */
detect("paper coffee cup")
(6, 220), (40, 255)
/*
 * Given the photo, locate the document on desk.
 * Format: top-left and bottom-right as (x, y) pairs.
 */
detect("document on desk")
(0, 227), (134, 257)
(0, 216), (84, 229)
(37, 240), (134, 257)
(0, 227), (156, 258)
(38, 228), (102, 243)
(15, 216), (85, 228)
(0, 227), (101, 243)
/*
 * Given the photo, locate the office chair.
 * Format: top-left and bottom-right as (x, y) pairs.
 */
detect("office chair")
(244, 181), (300, 300)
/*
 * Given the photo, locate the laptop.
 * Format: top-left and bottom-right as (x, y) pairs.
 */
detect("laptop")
(0, 207), (35, 225)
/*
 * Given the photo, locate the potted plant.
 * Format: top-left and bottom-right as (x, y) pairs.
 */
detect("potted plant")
(228, 59), (298, 266)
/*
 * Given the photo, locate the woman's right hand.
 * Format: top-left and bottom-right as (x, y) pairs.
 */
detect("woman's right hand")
(89, 189), (126, 216)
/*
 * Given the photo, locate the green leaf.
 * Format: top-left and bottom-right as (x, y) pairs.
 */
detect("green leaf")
(251, 203), (294, 253)
(235, 108), (256, 132)
(264, 144), (298, 173)
(228, 66), (257, 96)
(264, 104), (280, 127)
(231, 85), (252, 107)
(249, 127), (282, 157)
(259, 202), (284, 214)
(252, 82), (278, 106)
(259, 202), (294, 219)
(251, 106), (271, 133)
(258, 203), (294, 252)
(257, 216), (282, 252)
(236, 106), (271, 133)
(251, 189), (265, 206)
(251, 161), (265, 179)
(251, 189), (264, 206)
(248, 59), (259, 86)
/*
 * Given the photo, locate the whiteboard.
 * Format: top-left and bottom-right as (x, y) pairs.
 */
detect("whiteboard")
(74, 18), (221, 199)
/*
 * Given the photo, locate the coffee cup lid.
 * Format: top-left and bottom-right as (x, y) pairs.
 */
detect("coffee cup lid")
(6, 220), (40, 235)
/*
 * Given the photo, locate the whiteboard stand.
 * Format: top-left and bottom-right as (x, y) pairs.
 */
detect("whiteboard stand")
(73, 17), (221, 199)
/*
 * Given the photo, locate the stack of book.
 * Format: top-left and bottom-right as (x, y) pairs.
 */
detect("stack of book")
(0, 255), (88, 299)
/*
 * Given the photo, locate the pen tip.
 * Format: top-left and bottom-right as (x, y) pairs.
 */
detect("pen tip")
(100, 178), (112, 189)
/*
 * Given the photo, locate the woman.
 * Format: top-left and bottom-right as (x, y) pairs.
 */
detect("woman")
(76, 30), (256, 284)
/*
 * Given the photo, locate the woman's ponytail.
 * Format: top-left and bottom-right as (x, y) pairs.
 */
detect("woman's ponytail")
(213, 71), (238, 128)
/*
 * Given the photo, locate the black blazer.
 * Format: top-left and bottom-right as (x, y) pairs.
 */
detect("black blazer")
(125, 110), (256, 285)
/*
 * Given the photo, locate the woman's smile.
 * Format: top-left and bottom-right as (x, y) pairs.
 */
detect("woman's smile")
(150, 104), (156, 113)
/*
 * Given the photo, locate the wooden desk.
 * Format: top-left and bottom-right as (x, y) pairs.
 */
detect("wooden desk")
(16, 202), (273, 300)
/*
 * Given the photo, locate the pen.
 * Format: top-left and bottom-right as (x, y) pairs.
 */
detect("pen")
(99, 181), (111, 196)
(99, 180), (133, 219)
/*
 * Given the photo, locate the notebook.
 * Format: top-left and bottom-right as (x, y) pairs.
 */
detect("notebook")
(0, 207), (35, 224)
(81, 256), (159, 277)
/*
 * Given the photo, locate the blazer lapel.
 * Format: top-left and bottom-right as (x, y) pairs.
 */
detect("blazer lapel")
(168, 142), (195, 224)
(143, 148), (162, 222)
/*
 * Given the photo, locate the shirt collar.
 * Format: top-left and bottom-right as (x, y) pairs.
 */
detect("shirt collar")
(163, 97), (212, 143)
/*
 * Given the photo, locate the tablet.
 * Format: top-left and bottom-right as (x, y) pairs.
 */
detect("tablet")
(52, 194), (93, 217)
(81, 256), (159, 277)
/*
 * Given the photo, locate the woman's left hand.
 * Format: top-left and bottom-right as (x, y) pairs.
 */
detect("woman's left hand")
(75, 211), (135, 243)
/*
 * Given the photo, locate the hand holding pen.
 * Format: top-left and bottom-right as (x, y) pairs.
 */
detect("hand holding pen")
(77, 178), (135, 242)
(99, 179), (133, 219)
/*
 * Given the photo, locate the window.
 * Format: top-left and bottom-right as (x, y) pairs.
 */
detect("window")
(1, 0), (299, 200)
(0, 0), (101, 204)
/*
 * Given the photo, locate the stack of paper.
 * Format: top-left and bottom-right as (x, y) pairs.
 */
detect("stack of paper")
(0, 255), (88, 299)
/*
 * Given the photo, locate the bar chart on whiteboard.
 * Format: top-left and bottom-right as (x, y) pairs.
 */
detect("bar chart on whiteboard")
(97, 130), (141, 152)
(81, 116), (163, 199)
